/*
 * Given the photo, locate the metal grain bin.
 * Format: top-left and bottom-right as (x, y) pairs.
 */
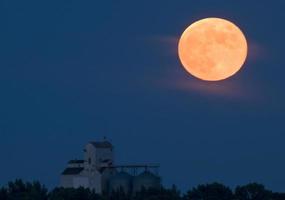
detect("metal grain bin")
(109, 171), (132, 194)
(133, 171), (161, 193)
(101, 168), (117, 193)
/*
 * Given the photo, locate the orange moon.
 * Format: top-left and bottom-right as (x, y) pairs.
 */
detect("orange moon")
(178, 18), (247, 81)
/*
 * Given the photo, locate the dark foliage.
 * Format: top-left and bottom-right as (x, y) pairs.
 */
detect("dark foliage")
(235, 183), (272, 200)
(109, 188), (131, 200)
(0, 187), (8, 200)
(271, 192), (285, 200)
(1, 179), (48, 200)
(0, 180), (285, 200)
(133, 185), (181, 200)
(48, 187), (101, 200)
(184, 182), (233, 200)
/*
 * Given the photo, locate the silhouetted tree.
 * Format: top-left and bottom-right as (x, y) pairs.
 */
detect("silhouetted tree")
(133, 186), (181, 200)
(184, 182), (234, 200)
(49, 187), (101, 200)
(234, 183), (272, 200)
(109, 188), (130, 200)
(271, 192), (285, 200)
(2, 179), (285, 200)
(6, 179), (48, 200)
(0, 187), (7, 200)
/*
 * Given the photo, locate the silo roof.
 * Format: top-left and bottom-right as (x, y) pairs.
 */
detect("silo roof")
(136, 171), (160, 179)
(90, 141), (113, 148)
(61, 167), (84, 175)
(68, 160), (84, 164)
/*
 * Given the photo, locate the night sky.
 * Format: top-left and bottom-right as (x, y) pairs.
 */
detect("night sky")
(0, 0), (285, 192)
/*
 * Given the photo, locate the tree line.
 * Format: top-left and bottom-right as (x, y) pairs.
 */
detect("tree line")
(0, 179), (285, 200)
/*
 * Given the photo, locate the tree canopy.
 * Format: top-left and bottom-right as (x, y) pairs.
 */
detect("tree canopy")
(0, 180), (284, 200)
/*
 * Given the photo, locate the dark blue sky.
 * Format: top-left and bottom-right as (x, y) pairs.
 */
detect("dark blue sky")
(0, 0), (285, 192)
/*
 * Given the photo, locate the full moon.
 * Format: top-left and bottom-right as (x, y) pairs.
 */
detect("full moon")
(178, 18), (247, 81)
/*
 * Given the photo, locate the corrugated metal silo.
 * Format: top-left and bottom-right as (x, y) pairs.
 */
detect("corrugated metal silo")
(109, 171), (132, 194)
(101, 168), (117, 193)
(133, 171), (161, 193)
